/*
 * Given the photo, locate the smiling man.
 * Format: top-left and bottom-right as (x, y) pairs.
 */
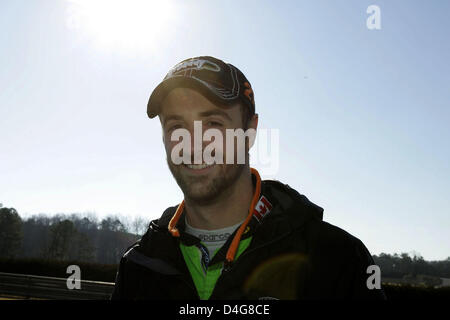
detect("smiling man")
(111, 56), (386, 300)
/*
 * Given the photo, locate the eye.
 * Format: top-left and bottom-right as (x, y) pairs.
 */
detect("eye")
(166, 124), (182, 132)
(206, 121), (223, 127)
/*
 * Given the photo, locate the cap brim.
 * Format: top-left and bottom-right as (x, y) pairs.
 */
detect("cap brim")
(147, 77), (238, 119)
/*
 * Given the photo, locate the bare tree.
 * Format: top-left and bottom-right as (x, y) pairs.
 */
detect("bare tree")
(131, 215), (148, 237)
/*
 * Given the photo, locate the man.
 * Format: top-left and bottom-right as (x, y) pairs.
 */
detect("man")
(111, 56), (386, 300)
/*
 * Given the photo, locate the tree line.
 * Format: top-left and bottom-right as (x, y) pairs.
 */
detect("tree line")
(1, 204), (449, 279)
(0, 205), (148, 264)
(373, 252), (450, 279)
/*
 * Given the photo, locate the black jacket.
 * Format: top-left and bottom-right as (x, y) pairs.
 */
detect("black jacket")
(111, 179), (386, 300)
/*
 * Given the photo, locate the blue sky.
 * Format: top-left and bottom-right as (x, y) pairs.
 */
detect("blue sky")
(0, 0), (449, 260)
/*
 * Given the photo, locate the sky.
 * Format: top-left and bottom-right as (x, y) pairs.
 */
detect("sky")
(0, 0), (449, 261)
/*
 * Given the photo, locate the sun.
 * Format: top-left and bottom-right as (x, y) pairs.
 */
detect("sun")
(66, 0), (176, 52)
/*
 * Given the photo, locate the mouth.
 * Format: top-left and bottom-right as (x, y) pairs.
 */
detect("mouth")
(182, 163), (216, 174)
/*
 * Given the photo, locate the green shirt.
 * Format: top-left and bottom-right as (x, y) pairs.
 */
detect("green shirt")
(180, 237), (252, 300)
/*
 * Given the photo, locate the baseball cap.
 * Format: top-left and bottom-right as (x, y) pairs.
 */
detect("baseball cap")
(147, 56), (255, 119)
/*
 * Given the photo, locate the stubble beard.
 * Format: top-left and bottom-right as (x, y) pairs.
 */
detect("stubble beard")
(167, 159), (246, 205)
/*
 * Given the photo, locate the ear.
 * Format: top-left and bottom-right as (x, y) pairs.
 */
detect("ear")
(248, 113), (258, 131)
(246, 113), (258, 151)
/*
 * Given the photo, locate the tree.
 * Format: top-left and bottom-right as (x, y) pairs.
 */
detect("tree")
(0, 207), (23, 258)
(70, 231), (95, 262)
(46, 220), (77, 260)
(21, 214), (52, 258)
(100, 216), (127, 233)
(97, 215), (136, 264)
(131, 216), (148, 237)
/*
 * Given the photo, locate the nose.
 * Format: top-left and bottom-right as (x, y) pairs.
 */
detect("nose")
(167, 120), (223, 165)
(188, 121), (208, 164)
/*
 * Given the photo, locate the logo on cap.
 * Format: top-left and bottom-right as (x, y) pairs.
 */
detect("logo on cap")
(167, 58), (221, 78)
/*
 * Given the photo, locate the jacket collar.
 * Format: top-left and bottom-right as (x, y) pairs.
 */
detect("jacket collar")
(151, 174), (324, 244)
(136, 171), (324, 270)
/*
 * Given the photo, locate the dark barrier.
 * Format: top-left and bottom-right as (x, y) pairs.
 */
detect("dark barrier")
(0, 272), (114, 300)
(0, 258), (118, 282)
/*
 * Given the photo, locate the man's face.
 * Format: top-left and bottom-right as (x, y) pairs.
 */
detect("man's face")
(159, 87), (256, 204)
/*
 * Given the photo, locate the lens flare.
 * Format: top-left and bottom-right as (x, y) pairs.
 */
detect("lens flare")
(66, 0), (176, 53)
(244, 253), (310, 299)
